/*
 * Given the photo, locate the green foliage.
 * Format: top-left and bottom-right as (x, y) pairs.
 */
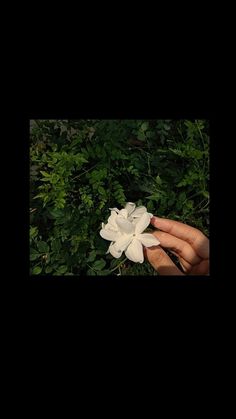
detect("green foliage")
(30, 119), (209, 276)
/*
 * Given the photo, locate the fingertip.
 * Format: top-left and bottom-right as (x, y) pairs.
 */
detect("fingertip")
(150, 216), (161, 226)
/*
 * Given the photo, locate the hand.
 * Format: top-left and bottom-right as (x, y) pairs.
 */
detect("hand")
(144, 216), (209, 275)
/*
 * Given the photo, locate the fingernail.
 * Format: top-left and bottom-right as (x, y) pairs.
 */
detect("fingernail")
(151, 216), (161, 222)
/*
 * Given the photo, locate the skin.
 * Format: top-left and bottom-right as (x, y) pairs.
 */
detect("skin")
(144, 216), (209, 275)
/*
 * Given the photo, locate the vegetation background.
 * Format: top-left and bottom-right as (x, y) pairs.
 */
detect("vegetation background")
(30, 119), (209, 276)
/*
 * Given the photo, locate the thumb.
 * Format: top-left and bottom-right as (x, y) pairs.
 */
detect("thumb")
(144, 244), (184, 276)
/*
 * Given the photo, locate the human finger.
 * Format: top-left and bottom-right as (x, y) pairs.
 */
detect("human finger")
(189, 259), (209, 275)
(151, 217), (209, 259)
(168, 249), (209, 275)
(151, 230), (202, 265)
(167, 249), (193, 273)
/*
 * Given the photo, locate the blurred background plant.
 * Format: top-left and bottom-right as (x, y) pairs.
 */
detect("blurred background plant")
(30, 119), (209, 276)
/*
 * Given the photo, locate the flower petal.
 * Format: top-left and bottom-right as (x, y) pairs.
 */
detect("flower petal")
(125, 238), (144, 263)
(100, 229), (119, 241)
(137, 233), (160, 247)
(113, 234), (133, 252)
(135, 212), (151, 234)
(109, 207), (120, 213)
(125, 202), (136, 215)
(131, 206), (147, 218)
(128, 216), (140, 224)
(109, 243), (122, 258)
(104, 223), (117, 231)
(116, 216), (134, 234)
(119, 209), (128, 218)
(108, 210), (118, 226)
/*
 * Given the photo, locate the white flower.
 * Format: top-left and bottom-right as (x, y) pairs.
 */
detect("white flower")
(109, 202), (153, 224)
(100, 203), (160, 263)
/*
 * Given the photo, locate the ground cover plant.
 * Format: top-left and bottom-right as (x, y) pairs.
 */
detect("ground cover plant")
(30, 119), (209, 276)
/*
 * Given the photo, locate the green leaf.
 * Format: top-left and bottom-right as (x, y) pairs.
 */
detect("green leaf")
(176, 180), (186, 187)
(146, 130), (154, 138)
(110, 258), (118, 269)
(179, 192), (186, 202)
(41, 178), (51, 182)
(146, 193), (160, 201)
(33, 193), (45, 199)
(201, 191), (209, 199)
(30, 226), (38, 239)
(155, 175), (162, 185)
(169, 148), (183, 157)
(137, 132), (146, 141)
(87, 268), (97, 276)
(93, 259), (106, 271)
(37, 241), (49, 253)
(49, 208), (64, 218)
(51, 239), (61, 253)
(87, 250), (97, 262)
(168, 198), (175, 206)
(97, 269), (111, 276)
(40, 170), (51, 177)
(164, 124), (171, 130)
(45, 266), (53, 273)
(57, 265), (67, 274)
(30, 250), (41, 261)
(32, 266), (42, 275)
(141, 122), (149, 131)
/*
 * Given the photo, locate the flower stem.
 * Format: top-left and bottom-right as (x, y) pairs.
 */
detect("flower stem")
(72, 163), (98, 180)
(109, 257), (128, 273)
(87, 263), (97, 273)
